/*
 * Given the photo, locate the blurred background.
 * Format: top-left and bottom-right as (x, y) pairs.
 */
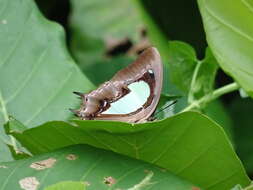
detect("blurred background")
(34, 0), (253, 178)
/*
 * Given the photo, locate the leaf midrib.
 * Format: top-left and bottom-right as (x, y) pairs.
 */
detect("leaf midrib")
(0, 90), (8, 122)
(204, 0), (253, 44)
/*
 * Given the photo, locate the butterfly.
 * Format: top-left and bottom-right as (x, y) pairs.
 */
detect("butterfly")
(70, 47), (163, 123)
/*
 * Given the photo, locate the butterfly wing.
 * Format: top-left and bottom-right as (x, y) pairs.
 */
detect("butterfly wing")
(73, 47), (163, 123)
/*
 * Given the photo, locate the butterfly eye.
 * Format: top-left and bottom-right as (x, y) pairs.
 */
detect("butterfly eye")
(99, 100), (107, 107)
(148, 69), (155, 78)
(148, 69), (154, 74)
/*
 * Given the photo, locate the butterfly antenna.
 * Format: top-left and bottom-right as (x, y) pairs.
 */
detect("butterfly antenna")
(154, 100), (178, 116)
(73, 91), (84, 96)
(69, 108), (79, 117)
(73, 91), (85, 99)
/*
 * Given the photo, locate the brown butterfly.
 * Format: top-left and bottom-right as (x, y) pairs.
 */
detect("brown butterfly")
(70, 47), (163, 123)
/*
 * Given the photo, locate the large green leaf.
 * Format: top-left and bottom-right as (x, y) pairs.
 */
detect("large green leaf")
(0, 145), (197, 190)
(6, 112), (250, 190)
(198, 0), (253, 97)
(0, 0), (94, 161)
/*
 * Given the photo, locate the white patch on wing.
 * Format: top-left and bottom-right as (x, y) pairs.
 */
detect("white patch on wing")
(103, 81), (150, 114)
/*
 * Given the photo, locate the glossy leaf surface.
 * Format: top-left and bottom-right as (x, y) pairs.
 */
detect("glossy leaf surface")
(198, 0), (253, 97)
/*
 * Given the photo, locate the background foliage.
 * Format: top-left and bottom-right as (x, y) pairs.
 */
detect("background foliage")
(0, 0), (253, 189)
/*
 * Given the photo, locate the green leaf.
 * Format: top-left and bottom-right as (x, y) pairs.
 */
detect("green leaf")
(167, 41), (218, 104)
(167, 41), (197, 93)
(3, 117), (31, 160)
(188, 48), (218, 104)
(0, 145), (197, 190)
(198, 0), (253, 97)
(45, 181), (85, 190)
(6, 112), (250, 190)
(0, 0), (94, 161)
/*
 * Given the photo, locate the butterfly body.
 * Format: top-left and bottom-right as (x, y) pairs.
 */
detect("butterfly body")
(72, 47), (163, 123)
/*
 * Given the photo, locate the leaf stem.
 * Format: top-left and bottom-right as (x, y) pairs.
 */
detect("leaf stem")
(183, 82), (240, 112)
(244, 183), (253, 190)
(188, 61), (202, 103)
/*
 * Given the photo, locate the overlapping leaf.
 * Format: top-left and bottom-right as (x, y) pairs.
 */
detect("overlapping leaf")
(198, 0), (253, 97)
(6, 112), (250, 190)
(167, 41), (218, 102)
(0, 0), (94, 161)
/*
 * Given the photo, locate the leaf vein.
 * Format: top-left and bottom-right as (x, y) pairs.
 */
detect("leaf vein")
(0, 90), (8, 122)
(79, 157), (103, 180)
(241, 0), (253, 15)
(108, 166), (144, 190)
(24, 70), (74, 125)
(206, 169), (240, 189)
(39, 152), (65, 184)
(0, 7), (33, 69)
(53, 125), (79, 144)
(5, 48), (49, 104)
(204, 2), (253, 44)
(84, 131), (117, 152)
(176, 142), (215, 174)
(151, 117), (195, 164)
(137, 126), (166, 150)
(0, 159), (29, 190)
